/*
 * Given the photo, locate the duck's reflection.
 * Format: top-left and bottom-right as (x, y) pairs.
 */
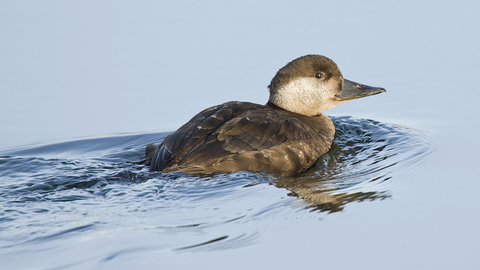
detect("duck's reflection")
(270, 116), (419, 213)
(274, 175), (390, 213)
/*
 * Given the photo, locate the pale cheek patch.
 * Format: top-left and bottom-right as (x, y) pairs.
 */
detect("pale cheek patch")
(269, 77), (342, 115)
(320, 80), (347, 111)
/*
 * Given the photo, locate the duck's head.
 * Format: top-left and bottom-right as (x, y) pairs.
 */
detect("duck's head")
(268, 55), (386, 116)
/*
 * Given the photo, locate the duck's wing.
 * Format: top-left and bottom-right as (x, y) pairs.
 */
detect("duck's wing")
(151, 101), (334, 175)
(175, 108), (332, 175)
(149, 101), (265, 171)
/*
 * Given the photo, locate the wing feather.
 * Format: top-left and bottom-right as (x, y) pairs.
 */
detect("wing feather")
(150, 101), (334, 176)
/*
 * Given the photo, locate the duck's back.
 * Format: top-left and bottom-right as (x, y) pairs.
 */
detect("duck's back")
(149, 101), (335, 176)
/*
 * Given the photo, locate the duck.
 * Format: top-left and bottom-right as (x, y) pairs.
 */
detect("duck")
(144, 55), (385, 176)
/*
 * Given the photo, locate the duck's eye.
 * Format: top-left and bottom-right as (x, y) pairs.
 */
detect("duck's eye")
(315, 73), (324, 79)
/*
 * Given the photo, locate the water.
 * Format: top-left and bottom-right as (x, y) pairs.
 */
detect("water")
(0, 117), (432, 269)
(2, 0), (480, 269)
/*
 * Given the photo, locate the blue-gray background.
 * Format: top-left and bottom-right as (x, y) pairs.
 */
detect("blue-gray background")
(1, 0), (479, 269)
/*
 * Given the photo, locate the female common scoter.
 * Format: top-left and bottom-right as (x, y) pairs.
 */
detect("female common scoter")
(145, 55), (385, 176)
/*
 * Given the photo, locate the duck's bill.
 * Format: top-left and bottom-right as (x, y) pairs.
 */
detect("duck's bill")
(335, 79), (386, 101)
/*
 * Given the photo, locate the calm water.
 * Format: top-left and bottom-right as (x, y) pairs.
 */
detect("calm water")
(2, 0), (480, 269)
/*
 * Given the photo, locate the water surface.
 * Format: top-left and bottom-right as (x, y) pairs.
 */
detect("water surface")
(0, 117), (432, 269)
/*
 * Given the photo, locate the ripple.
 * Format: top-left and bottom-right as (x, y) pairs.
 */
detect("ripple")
(0, 116), (434, 255)
(173, 232), (259, 252)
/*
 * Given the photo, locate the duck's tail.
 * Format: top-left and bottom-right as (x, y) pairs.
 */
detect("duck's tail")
(126, 143), (158, 166)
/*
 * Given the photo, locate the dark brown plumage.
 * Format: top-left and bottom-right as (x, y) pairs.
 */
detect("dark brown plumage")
(148, 101), (335, 176)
